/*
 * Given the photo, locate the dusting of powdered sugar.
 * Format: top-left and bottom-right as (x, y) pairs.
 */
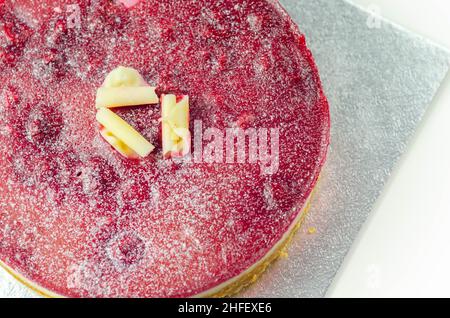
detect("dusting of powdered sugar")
(0, 0), (329, 298)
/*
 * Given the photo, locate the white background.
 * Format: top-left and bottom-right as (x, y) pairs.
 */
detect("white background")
(327, 0), (450, 297)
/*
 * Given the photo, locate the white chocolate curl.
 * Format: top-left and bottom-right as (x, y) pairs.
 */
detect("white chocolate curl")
(161, 95), (191, 158)
(100, 126), (139, 159)
(103, 66), (147, 88)
(95, 86), (159, 109)
(96, 108), (155, 158)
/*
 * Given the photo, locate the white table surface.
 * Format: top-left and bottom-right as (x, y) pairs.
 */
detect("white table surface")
(327, 0), (450, 298)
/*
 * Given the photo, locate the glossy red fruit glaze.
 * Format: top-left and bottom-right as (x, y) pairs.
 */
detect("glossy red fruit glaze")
(0, 0), (330, 297)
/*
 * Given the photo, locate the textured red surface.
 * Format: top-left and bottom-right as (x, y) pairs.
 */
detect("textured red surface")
(0, 0), (330, 297)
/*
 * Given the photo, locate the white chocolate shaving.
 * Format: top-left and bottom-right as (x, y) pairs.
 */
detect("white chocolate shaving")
(103, 66), (147, 88)
(96, 108), (155, 158)
(161, 94), (191, 158)
(100, 126), (139, 159)
(95, 86), (159, 109)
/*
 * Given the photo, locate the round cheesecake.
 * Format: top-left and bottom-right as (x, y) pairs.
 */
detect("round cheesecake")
(0, 0), (330, 297)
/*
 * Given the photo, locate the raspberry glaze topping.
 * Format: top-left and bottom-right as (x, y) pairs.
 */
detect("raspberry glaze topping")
(0, 0), (330, 297)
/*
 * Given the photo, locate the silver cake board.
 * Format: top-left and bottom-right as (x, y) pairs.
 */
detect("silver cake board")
(1, 0), (449, 297)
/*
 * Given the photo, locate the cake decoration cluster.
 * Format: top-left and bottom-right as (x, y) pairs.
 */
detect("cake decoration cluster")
(94, 66), (191, 159)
